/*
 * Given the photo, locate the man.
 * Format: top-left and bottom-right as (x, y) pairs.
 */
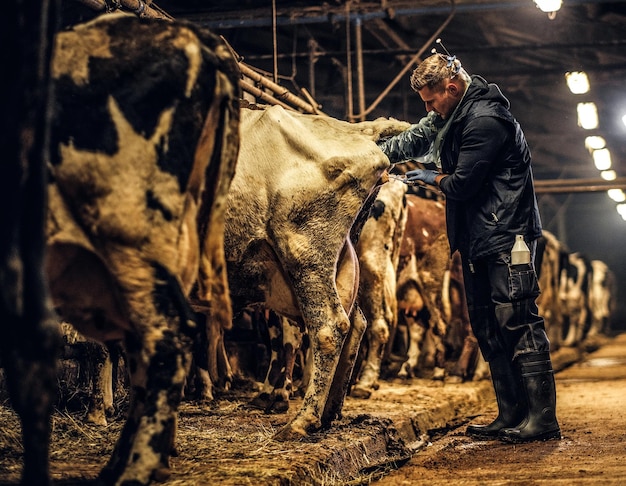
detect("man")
(378, 48), (560, 443)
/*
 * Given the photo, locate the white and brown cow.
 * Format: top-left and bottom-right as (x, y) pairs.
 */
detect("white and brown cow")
(351, 181), (408, 398)
(45, 14), (240, 485)
(0, 2), (60, 485)
(223, 105), (408, 439)
(587, 259), (616, 338)
(560, 252), (593, 347)
(394, 194), (450, 379)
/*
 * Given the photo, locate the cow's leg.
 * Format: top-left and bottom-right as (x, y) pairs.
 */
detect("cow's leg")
(82, 341), (113, 426)
(400, 315), (427, 378)
(448, 331), (479, 382)
(323, 304), (368, 426)
(250, 311), (284, 410)
(351, 314), (388, 399)
(251, 315), (303, 414)
(100, 263), (195, 485)
(272, 247), (357, 440)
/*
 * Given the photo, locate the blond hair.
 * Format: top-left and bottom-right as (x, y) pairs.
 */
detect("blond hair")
(410, 53), (465, 92)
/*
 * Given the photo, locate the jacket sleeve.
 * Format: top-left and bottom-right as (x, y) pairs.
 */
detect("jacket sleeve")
(377, 111), (441, 163)
(439, 116), (510, 201)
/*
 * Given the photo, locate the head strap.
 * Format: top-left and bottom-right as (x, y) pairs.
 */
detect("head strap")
(431, 38), (461, 76)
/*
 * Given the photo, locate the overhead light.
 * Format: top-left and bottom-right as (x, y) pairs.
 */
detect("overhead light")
(565, 72), (590, 94)
(592, 148), (611, 171)
(622, 113), (626, 128)
(584, 135), (606, 151)
(618, 204), (626, 221)
(601, 170), (617, 181)
(577, 102), (598, 130)
(534, 0), (562, 18)
(608, 189), (626, 203)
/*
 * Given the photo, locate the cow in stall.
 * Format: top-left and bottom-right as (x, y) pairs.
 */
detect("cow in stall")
(0, 2), (60, 485)
(222, 105), (409, 439)
(535, 229), (570, 351)
(351, 181), (408, 398)
(587, 260), (616, 338)
(247, 309), (306, 413)
(393, 194), (450, 380)
(560, 252), (593, 347)
(45, 14), (240, 485)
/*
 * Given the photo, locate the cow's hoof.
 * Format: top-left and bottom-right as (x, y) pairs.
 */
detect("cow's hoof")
(273, 422), (308, 441)
(267, 398), (289, 414)
(249, 393), (272, 410)
(350, 386), (373, 399)
(432, 367), (446, 381)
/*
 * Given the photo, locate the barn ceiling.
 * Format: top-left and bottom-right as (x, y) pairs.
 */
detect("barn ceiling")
(151, 0), (626, 314)
(153, 1), (626, 179)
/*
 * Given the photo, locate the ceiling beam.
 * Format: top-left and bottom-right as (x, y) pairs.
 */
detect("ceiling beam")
(187, 0), (626, 29)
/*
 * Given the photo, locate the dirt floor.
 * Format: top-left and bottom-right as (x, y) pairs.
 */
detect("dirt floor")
(375, 332), (626, 486)
(0, 333), (625, 485)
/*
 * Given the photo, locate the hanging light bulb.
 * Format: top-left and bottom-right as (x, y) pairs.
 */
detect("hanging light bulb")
(577, 102), (598, 130)
(592, 148), (611, 171)
(601, 170), (617, 181)
(608, 189), (626, 203)
(584, 135), (606, 151)
(565, 72), (590, 94)
(534, 0), (562, 18)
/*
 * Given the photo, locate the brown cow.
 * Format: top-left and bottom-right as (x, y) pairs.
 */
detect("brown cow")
(46, 14), (240, 484)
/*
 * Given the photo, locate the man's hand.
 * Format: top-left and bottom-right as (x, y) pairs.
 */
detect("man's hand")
(405, 168), (439, 186)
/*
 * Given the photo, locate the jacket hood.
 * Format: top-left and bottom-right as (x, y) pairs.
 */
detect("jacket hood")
(464, 75), (510, 109)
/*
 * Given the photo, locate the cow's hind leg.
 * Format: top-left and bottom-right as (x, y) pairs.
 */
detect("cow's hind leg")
(99, 263), (196, 485)
(323, 305), (367, 426)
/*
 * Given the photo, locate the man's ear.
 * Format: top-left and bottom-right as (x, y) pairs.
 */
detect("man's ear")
(447, 79), (463, 98)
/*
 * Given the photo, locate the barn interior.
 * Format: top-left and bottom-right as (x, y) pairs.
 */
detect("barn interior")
(132, 0), (626, 323)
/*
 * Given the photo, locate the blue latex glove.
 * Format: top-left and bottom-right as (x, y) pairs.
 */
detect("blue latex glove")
(405, 168), (439, 186)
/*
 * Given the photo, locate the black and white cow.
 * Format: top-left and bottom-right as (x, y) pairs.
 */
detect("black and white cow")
(45, 14), (240, 485)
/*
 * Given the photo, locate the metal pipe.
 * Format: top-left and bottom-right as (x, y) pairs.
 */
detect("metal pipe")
(195, 0), (626, 30)
(239, 62), (319, 114)
(354, 16), (365, 122)
(345, 2), (354, 121)
(534, 177), (626, 193)
(239, 80), (295, 112)
(356, 0), (456, 118)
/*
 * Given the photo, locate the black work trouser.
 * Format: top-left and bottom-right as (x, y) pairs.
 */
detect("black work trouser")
(460, 242), (550, 362)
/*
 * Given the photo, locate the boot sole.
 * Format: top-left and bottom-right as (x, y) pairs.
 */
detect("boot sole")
(499, 429), (561, 443)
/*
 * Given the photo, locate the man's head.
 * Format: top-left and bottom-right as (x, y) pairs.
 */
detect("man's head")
(410, 53), (469, 119)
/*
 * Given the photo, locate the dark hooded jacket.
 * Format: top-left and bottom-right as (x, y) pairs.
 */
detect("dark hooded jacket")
(381, 75), (543, 260)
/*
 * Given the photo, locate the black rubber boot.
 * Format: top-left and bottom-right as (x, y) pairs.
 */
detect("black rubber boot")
(466, 354), (526, 439)
(499, 352), (561, 443)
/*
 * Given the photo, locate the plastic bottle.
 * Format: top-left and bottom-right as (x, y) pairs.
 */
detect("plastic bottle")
(511, 234), (531, 265)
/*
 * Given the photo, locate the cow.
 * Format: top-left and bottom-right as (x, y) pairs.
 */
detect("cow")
(535, 230), (570, 350)
(45, 14), (240, 485)
(587, 259), (616, 337)
(560, 252), (593, 347)
(351, 181), (408, 398)
(248, 309), (306, 413)
(58, 322), (126, 426)
(223, 105), (409, 439)
(393, 194), (450, 379)
(0, 1), (60, 485)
